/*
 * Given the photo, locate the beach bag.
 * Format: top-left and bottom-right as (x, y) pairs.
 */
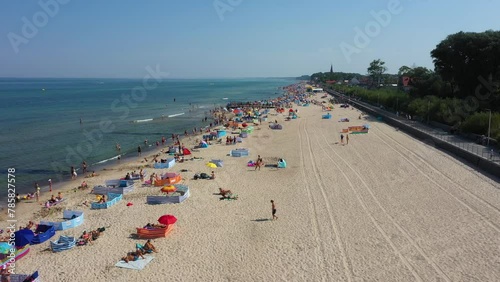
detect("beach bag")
(193, 174), (200, 180)
(200, 173), (210, 179)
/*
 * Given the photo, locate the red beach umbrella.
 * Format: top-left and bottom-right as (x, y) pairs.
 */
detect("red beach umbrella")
(242, 122), (248, 127)
(289, 109), (294, 112)
(158, 214), (177, 225)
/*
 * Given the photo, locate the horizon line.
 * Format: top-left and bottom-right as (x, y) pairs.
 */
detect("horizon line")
(0, 76), (303, 80)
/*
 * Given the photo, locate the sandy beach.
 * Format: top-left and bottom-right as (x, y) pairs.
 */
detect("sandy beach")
(7, 92), (500, 281)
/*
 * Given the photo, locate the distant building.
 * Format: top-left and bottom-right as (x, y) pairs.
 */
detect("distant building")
(349, 77), (360, 85)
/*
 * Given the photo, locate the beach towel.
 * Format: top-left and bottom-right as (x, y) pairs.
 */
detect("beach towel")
(115, 255), (154, 270)
(220, 194), (238, 200)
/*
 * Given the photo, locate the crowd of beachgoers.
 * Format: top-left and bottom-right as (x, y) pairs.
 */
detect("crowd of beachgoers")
(3, 80), (499, 281)
(1, 81), (316, 278)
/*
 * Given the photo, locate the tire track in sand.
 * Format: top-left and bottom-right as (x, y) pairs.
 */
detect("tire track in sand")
(296, 118), (329, 279)
(322, 131), (452, 282)
(370, 124), (500, 234)
(373, 123), (500, 214)
(307, 128), (423, 282)
(300, 119), (353, 282)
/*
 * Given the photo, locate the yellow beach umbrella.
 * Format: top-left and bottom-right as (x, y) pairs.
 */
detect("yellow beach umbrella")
(161, 185), (176, 193)
(206, 162), (217, 168)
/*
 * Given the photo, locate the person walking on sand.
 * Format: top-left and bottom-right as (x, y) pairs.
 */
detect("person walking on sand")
(271, 200), (278, 220)
(255, 155), (263, 171)
(35, 183), (40, 202)
(346, 134), (349, 145)
(340, 134), (344, 144)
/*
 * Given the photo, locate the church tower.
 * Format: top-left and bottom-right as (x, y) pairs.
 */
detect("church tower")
(330, 64), (333, 73)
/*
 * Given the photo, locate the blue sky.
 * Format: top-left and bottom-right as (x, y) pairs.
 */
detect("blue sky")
(1, 0), (499, 78)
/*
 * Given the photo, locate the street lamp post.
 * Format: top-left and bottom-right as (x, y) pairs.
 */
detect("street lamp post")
(486, 109), (492, 146)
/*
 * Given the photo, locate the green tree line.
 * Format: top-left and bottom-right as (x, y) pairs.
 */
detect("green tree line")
(319, 30), (500, 143)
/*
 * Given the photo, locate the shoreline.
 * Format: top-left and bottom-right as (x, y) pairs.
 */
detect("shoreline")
(5, 84), (499, 281)
(1, 80), (296, 221)
(0, 78), (292, 200)
(0, 108), (231, 220)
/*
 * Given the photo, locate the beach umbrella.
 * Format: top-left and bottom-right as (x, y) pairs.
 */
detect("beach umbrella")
(242, 122), (248, 127)
(206, 162), (217, 168)
(161, 185), (176, 193)
(289, 109), (294, 112)
(158, 214), (177, 225)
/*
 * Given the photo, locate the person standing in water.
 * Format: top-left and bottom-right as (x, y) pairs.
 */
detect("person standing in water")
(82, 161), (87, 174)
(138, 145), (142, 156)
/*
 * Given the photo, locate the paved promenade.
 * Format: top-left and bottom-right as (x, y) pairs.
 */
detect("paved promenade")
(328, 90), (500, 166)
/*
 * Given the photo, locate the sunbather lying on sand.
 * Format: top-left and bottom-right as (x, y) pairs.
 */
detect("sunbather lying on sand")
(143, 223), (166, 229)
(121, 249), (145, 263)
(49, 195), (57, 204)
(91, 230), (101, 241)
(98, 195), (107, 203)
(85, 171), (99, 178)
(138, 239), (158, 253)
(219, 188), (232, 197)
(24, 221), (35, 230)
(80, 231), (92, 244)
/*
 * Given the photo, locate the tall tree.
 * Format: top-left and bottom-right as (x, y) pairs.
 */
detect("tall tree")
(367, 59), (387, 87)
(431, 30), (500, 99)
(398, 65), (412, 76)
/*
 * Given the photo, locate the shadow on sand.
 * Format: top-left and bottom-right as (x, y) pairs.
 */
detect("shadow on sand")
(251, 218), (270, 222)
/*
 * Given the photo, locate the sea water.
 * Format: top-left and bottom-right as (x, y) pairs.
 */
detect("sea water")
(0, 77), (294, 199)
